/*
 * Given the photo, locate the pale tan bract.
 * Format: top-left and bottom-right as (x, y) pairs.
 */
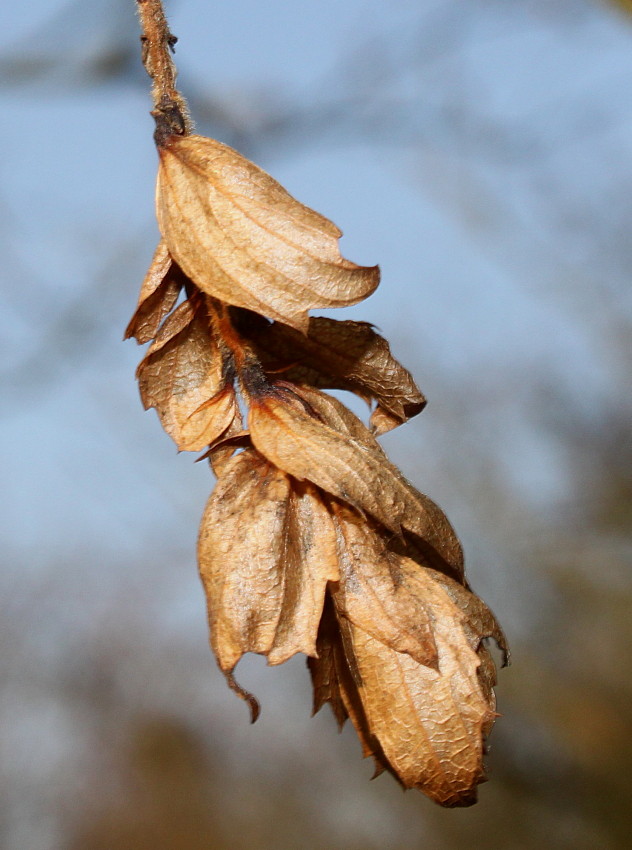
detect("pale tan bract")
(124, 240), (182, 344)
(250, 316), (427, 433)
(198, 450), (339, 676)
(128, 92), (507, 803)
(136, 301), (237, 451)
(306, 516), (505, 808)
(336, 610), (493, 807)
(155, 135), (380, 331)
(197, 448), (505, 806)
(247, 385), (464, 574)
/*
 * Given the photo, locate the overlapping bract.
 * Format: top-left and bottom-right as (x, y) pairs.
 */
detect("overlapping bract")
(127, 130), (507, 807)
(247, 315), (426, 434)
(156, 135), (379, 332)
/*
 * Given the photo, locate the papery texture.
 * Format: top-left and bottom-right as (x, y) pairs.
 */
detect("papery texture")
(197, 450), (339, 676)
(127, 98), (506, 806)
(249, 316), (426, 433)
(136, 298), (237, 451)
(311, 565), (506, 807)
(125, 240), (183, 344)
(156, 135), (380, 331)
(248, 385), (463, 574)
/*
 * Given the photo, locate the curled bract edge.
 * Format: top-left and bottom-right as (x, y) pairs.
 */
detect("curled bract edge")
(126, 128), (507, 807)
(197, 447), (507, 807)
(156, 134), (380, 332)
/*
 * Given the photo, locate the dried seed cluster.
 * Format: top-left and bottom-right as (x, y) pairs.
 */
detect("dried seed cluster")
(126, 132), (508, 807)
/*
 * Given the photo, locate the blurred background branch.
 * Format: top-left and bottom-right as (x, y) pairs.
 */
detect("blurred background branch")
(1, 1), (631, 848)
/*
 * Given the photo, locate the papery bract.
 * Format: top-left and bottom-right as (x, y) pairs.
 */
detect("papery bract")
(247, 384), (464, 575)
(250, 316), (426, 433)
(128, 32), (507, 804)
(156, 135), (380, 332)
(136, 298), (238, 451)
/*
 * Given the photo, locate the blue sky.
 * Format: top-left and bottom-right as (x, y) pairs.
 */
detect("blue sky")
(2, 3), (632, 846)
(2, 0), (631, 643)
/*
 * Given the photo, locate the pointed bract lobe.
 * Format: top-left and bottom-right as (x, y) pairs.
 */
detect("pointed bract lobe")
(125, 240), (183, 344)
(309, 595), (390, 772)
(310, 572), (504, 806)
(329, 502), (441, 669)
(251, 317), (426, 433)
(247, 385), (463, 575)
(429, 569), (509, 668)
(308, 597), (348, 729)
(197, 449), (339, 680)
(335, 607), (494, 807)
(136, 299), (237, 451)
(204, 416), (249, 478)
(124, 113), (507, 803)
(156, 135), (379, 331)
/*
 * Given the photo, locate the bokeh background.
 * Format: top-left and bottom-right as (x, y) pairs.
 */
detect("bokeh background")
(2, 1), (632, 848)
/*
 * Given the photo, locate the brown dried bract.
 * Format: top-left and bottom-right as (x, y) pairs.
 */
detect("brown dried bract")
(249, 316), (426, 433)
(124, 240), (183, 344)
(328, 603), (495, 807)
(156, 135), (380, 332)
(136, 296), (238, 451)
(197, 449), (506, 805)
(127, 112), (507, 806)
(198, 450), (339, 678)
(247, 384), (464, 575)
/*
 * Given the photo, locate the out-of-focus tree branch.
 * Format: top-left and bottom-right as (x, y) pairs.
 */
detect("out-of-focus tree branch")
(608, 0), (632, 15)
(3, 0), (632, 408)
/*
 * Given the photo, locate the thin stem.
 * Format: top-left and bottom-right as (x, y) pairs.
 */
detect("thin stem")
(209, 299), (271, 395)
(136, 0), (193, 144)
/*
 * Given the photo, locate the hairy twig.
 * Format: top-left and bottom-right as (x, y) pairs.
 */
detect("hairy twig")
(136, 0), (192, 143)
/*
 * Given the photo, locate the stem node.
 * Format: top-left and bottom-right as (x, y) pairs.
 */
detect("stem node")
(136, 0), (192, 141)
